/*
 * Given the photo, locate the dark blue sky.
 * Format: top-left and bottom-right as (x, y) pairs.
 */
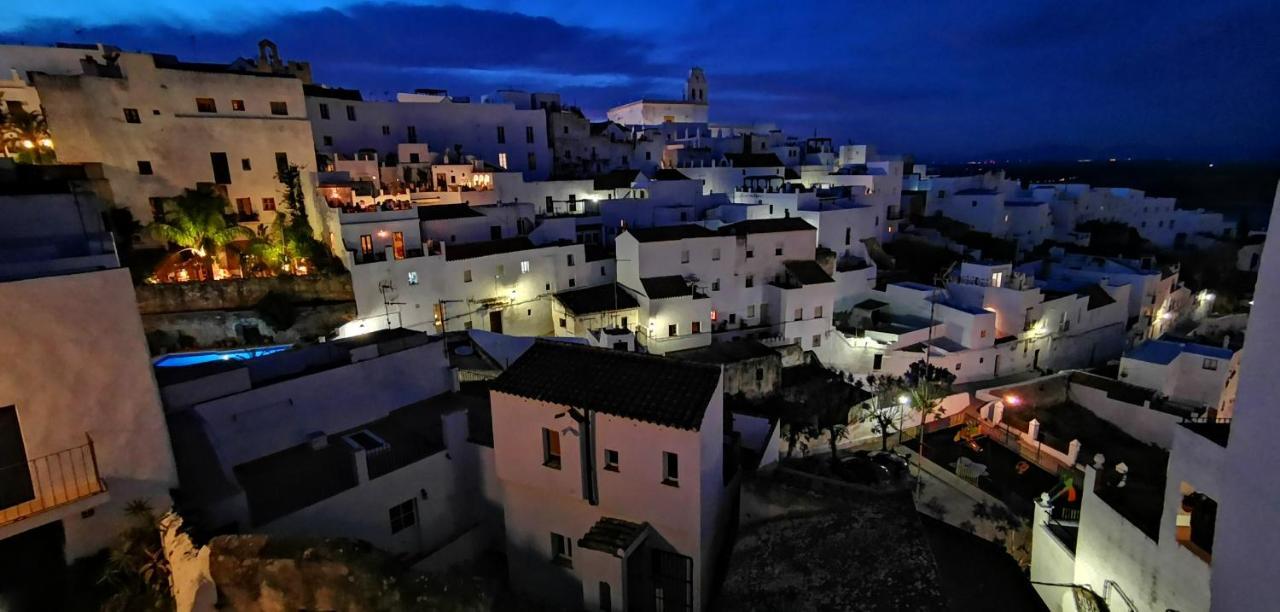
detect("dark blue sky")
(5, 1), (1278, 162)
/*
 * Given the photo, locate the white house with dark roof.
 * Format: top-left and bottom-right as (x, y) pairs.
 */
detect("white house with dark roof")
(1119, 339), (1240, 417)
(490, 340), (731, 612)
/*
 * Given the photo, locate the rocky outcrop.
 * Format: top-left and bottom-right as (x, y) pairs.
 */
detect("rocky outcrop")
(135, 274), (353, 314)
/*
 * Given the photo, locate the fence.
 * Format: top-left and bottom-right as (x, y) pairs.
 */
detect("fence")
(0, 437), (106, 527)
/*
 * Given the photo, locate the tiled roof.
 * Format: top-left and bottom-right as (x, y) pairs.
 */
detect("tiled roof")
(783, 261), (834, 285)
(652, 168), (691, 181)
(578, 517), (648, 556)
(640, 275), (694, 299)
(418, 203), (483, 220)
(491, 340), (721, 430)
(717, 217), (815, 235)
(669, 340), (778, 365)
(554, 283), (639, 315)
(725, 152), (785, 168)
(626, 225), (718, 242)
(594, 169), (643, 190)
(445, 237), (537, 261)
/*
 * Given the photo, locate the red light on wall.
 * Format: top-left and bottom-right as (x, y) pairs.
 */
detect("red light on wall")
(710, 309), (718, 321)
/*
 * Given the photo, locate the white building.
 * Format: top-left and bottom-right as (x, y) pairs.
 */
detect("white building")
(0, 163), (179, 584)
(1118, 339), (1240, 417)
(490, 340), (731, 611)
(306, 84), (553, 182)
(157, 329), (500, 562)
(1031, 183), (1234, 249)
(0, 43), (322, 229)
(606, 67), (710, 126)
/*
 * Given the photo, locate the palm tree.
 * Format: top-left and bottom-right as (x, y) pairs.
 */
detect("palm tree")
(147, 186), (251, 281)
(1, 107), (55, 164)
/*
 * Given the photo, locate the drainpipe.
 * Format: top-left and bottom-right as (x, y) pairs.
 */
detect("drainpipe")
(567, 407), (599, 505)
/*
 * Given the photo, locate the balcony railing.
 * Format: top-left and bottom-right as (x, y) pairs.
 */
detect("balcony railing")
(0, 436), (106, 528)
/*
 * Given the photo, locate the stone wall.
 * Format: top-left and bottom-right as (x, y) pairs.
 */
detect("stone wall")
(144, 302), (355, 353)
(135, 274), (353, 314)
(159, 512), (217, 612)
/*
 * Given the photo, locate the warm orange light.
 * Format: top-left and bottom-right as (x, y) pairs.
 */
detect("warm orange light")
(1005, 395), (1021, 406)
(710, 309), (718, 321)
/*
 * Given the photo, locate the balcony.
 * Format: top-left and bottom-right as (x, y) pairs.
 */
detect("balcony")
(0, 437), (108, 534)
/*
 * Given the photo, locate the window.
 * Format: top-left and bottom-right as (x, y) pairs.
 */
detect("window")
(392, 232), (405, 259)
(381, 125), (391, 135)
(408, 271), (419, 285)
(464, 269), (472, 283)
(526, 126), (535, 143)
(521, 260), (531, 274)
(261, 197), (276, 212)
(409, 152), (420, 163)
(712, 247), (721, 261)
(668, 324), (678, 337)
(745, 275), (754, 288)
(551, 533), (573, 566)
(498, 152), (508, 169)
(604, 449), (619, 471)
(567, 254), (576, 267)
(662, 452), (679, 486)
(794, 307), (803, 321)
(569, 278), (576, 287)
(712, 279), (720, 291)
(123, 108), (141, 123)
(747, 305), (756, 318)
(241, 158), (252, 171)
(497, 126), (506, 144)
(980, 329), (987, 338)
(1203, 358), (1219, 371)
(389, 499), (416, 534)
(137, 160), (153, 175)
(559, 318), (567, 328)
(318, 103), (330, 119)
(275, 152), (290, 175)
(195, 97), (216, 113)
(407, 125), (417, 143)
(646, 151), (652, 161)
(359, 234), (373, 254)
(692, 321), (701, 334)
(210, 152), (231, 184)
(542, 428), (561, 468)
(746, 248), (754, 259)
(813, 334), (822, 347)
(681, 250), (690, 264)
(755, 368), (764, 381)
(599, 582), (612, 612)
(496, 264), (505, 277)
(269, 101), (288, 115)
(346, 105), (357, 121)
(231, 99), (245, 112)
(873, 354), (883, 370)
(775, 246), (783, 256)
(528, 152), (537, 171)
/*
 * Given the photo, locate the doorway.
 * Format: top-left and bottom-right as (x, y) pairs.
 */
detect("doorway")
(489, 310), (503, 334)
(1033, 349), (1041, 370)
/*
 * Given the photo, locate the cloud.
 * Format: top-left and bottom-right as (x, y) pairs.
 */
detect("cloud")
(2, 0), (1277, 160)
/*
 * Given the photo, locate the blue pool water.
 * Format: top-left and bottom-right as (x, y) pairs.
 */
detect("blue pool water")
(154, 345), (290, 367)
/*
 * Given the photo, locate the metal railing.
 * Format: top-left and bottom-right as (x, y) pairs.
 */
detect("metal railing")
(0, 436), (106, 528)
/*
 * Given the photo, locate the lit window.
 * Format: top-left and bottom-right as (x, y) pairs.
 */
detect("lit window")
(662, 452), (679, 486)
(521, 260), (530, 273)
(604, 449), (619, 471)
(498, 152), (508, 169)
(231, 99), (245, 112)
(408, 271), (419, 285)
(542, 428), (561, 469)
(551, 533), (573, 566)
(389, 499), (416, 534)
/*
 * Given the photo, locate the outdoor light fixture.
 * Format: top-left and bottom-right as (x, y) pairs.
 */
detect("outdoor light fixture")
(377, 230), (388, 237)
(39, 138), (53, 148)
(1005, 395), (1022, 406)
(898, 394), (911, 406)
(21, 139), (35, 149)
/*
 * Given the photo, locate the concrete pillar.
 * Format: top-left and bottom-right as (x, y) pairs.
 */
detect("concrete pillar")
(1067, 439), (1082, 465)
(353, 448), (369, 483)
(1027, 418), (1041, 440)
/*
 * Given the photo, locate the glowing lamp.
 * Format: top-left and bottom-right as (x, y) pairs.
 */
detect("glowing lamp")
(377, 230), (389, 238)
(39, 138), (53, 148)
(1005, 395), (1022, 406)
(710, 309), (718, 321)
(21, 139), (35, 149)
(897, 394), (911, 406)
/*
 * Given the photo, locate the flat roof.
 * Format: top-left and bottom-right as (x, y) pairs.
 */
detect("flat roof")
(626, 225), (718, 243)
(1124, 339), (1234, 365)
(553, 283), (638, 315)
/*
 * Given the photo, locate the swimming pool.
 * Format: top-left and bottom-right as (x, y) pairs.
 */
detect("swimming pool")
(153, 345), (290, 367)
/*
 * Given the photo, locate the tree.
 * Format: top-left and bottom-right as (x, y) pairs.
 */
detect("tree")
(98, 500), (173, 612)
(781, 400), (818, 460)
(861, 374), (908, 451)
(147, 185), (252, 281)
(249, 163), (330, 275)
(903, 359), (957, 459)
(814, 379), (864, 464)
(1, 107), (55, 164)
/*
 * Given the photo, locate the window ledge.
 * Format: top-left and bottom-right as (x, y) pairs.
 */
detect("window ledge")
(662, 478), (680, 488)
(543, 459), (562, 470)
(604, 465), (619, 473)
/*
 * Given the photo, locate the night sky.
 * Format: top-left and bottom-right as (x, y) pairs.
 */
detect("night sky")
(5, 1), (1278, 162)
